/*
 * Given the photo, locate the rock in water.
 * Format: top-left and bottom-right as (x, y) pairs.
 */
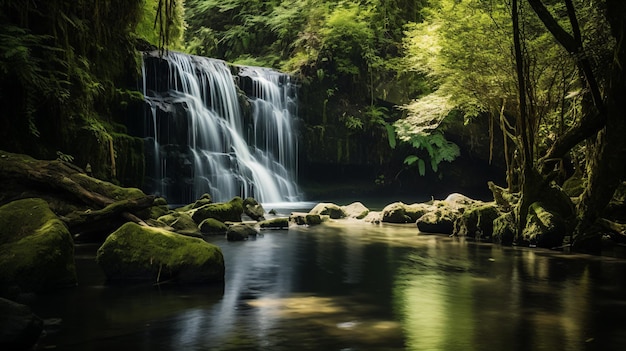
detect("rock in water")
(96, 222), (224, 284)
(0, 297), (43, 350)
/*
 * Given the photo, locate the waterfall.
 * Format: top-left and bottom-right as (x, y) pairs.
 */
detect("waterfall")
(140, 51), (301, 204)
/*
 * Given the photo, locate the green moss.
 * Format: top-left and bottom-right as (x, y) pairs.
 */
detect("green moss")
(190, 197), (244, 224)
(96, 222), (224, 283)
(199, 218), (228, 235)
(259, 217), (289, 229)
(70, 173), (145, 201)
(0, 199), (76, 293)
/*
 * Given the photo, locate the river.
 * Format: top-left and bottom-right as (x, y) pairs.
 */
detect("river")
(32, 216), (626, 350)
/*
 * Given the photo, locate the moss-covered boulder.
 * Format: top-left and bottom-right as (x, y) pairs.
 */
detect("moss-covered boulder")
(226, 224), (258, 241)
(342, 202), (370, 219)
(493, 212), (516, 245)
(381, 202), (432, 223)
(146, 197), (170, 219)
(199, 218), (228, 235)
(0, 297), (43, 350)
(309, 203), (347, 219)
(416, 209), (457, 234)
(96, 222), (224, 283)
(190, 197), (244, 224)
(522, 202), (568, 248)
(169, 213), (202, 238)
(259, 217), (289, 229)
(305, 214), (323, 225)
(453, 203), (501, 240)
(0, 199), (76, 294)
(243, 197), (265, 221)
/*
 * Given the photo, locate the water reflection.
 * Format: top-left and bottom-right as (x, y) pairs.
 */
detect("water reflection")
(32, 222), (626, 350)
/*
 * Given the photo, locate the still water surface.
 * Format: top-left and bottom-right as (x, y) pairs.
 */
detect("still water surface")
(33, 220), (626, 350)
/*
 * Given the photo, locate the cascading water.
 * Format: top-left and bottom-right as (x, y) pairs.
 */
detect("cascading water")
(140, 51), (301, 204)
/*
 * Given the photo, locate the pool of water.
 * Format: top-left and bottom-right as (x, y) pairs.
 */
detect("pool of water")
(31, 220), (626, 350)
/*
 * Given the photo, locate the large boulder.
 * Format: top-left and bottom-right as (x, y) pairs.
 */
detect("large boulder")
(190, 196), (244, 224)
(226, 224), (258, 241)
(453, 203), (501, 240)
(342, 202), (370, 219)
(198, 218), (228, 235)
(381, 202), (432, 223)
(0, 198), (76, 294)
(243, 197), (265, 221)
(0, 297), (43, 350)
(416, 209), (456, 234)
(96, 222), (224, 283)
(309, 203), (347, 219)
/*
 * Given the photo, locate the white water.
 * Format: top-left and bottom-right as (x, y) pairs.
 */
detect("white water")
(142, 52), (301, 204)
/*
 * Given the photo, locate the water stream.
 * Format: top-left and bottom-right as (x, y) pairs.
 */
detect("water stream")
(31, 220), (626, 351)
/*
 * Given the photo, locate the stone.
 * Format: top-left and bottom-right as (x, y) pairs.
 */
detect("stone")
(342, 202), (370, 219)
(259, 217), (289, 229)
(416, 209), (456, 234)
(0, 297), (43, 350)
(190, 197), (244, 224)
(0, 198), (76, 294)
(198, 218), (228, 235)
(96, 222), (224, 283)
(381, 202), (432, 223)
(309, 203), (347, 219)
(243, 197), (265, 221)
(226, 224), (258, 241)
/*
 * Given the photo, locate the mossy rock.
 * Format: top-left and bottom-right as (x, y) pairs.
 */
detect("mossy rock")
(190, 197), (244, 224)
(169, 213), (202, 238)
(199, 218), (228, 235)
(0, 199), (76, 294)
(381, 202), (432, 223)
(0, 297), (43, 350)
(70, 173), (145, 201)
(96, 222), (224, 283)
(416, 209), (456, 234)
(305, 214), (323, 225)
(226, 224), (258, 241)
(309, 203), (346, 219)
(259, 217), (289, 229)
(342, 202), (369, 219)
(243, 197), (265, 221)
(453, 203), (501, 240)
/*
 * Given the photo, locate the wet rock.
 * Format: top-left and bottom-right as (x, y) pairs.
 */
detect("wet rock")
(199, 218), (228, 235)
(342, 202), (370, 219)
(381, 202), (432, 223)
(0, 297), (43, 350)
(190, 196), (244, 223)
(416, 209), (456, 234)
(96, 222), (224, 283)
(226, 223), (258, 241)
(0, 198), (76, 294)
(243, 197), (265, 221)
(309, 203), (347, 219)
(259, 217), (289, 229)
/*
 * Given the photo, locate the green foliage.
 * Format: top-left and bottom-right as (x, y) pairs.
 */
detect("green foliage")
(398, 131), (460, 176)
